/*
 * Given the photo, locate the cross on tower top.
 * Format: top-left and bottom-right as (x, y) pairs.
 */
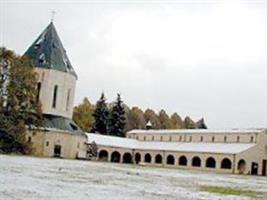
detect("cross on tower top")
(51, 10), (56, 22)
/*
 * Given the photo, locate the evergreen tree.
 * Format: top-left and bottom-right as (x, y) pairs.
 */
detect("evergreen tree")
(108, 94), (126, 137)
(184, 116), (196, 129)
(91, 93), (109, 134)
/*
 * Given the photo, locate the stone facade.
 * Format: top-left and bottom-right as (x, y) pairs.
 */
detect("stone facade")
(36, 68), (76, 119)
(26, 130), (87, 159)
(89, 129), (267, 176)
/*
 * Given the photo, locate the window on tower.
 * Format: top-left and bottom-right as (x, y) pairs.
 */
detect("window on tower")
(52, 85), (58, 108)
(66, 89), (71, 111)
(36, 82), (41, 102)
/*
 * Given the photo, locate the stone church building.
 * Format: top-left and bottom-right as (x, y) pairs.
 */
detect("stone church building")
(24, 22), (267, 176)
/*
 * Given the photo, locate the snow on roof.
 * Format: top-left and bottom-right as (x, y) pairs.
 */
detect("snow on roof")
(86, 133), (255, 154)
(127, 129), (264, 135)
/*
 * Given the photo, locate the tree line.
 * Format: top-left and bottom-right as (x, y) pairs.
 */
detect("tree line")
(0, 48), (42, 154)
(73, 95), (207, 136)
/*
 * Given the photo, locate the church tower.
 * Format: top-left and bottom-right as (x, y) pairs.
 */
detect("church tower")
(24, 22), (79, 131)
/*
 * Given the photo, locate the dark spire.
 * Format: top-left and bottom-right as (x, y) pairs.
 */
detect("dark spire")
(24, 22), (77, 78)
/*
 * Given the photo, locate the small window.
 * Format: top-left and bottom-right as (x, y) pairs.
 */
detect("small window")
(189, 136), (192, 142)
(152, 136), (154, 141)
(136, 136), (139, 140)
(169, 136), (172, 142)
(212, 136), (215, 142)
(179, 136), (182, 142)
(144, 136), (146, 141)
(46, 141), (49, 146)
(28, 137), (32, 143)
(250, 136), (254, 143)
(52, 85), (58, 108)
(200, 136), (203, 142)
(224, 136), (227, 142)
(237, 136), (240, 142)
(160, 136), (163, 141)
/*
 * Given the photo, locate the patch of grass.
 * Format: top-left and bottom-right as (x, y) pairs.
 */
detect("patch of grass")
(200, 185), (264, 198)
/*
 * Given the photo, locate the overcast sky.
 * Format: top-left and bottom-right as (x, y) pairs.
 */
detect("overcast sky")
(1, 0), (267, 129)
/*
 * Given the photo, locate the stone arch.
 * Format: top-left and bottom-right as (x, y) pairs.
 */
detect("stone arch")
(135, 153), (141, 164)
(178, 156), (187, 166)
(155, 154), (163, 164)
(237, 159), (246, 174)
(221, 158), (232, 169)
(123, 152), (132, 164)
(98, 150), (108, 161)
(144, 153), (152, 163)
(166, 155), (175, 165)
(192, 156), (201, 167)
(111, 151), (121, 163)
(206, 157), (216, 168)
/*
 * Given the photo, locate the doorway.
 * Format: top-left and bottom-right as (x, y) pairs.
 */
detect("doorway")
(251, 162), (258, 175)
(262, 160), (267, 176)
(54, 145), (61, 158)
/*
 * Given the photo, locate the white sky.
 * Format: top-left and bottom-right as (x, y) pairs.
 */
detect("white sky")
(1, 0), (267, 129)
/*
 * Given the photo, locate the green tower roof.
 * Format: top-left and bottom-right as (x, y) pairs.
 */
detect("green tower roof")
(24, 22), (77, 78)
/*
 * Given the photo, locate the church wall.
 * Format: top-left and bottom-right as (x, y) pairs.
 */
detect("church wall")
(235, 131), (267, 175)
(27, 130), (87, 159)
(36, 68), (76, 119)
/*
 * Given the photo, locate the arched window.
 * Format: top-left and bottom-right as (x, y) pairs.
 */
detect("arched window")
(166, 155), (175, 165)
(224, 136), (227, 142)
(36, 82), (41, 102)
(123, 152), (132, 163)
(237, 136), (240, 142)
(111, 151), (121, 163)
(155, 154), (162, 164)
(206, 157), (216, 168)
(52, 85), (58, 108)
(237, 159), (246, 174)
(221, 158), (232, 169)
(144, 153), (152, 163)
(179, 156), (187, 166)
(135, 153), (141, 164)
(212, 136), (215, 142)
(250, 136), (254, 143)
(98, 150), (109, 161)
(66, 89), (71, 111)
(144, 136), (146, 141)
(192, 156), (201, 167)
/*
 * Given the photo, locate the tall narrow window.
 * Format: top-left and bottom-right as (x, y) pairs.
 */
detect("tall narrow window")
(52, 85), (58, 108)
(36, 82), (41, 102)
(66, 89), (71, 111)
(250, 136), (254, 143)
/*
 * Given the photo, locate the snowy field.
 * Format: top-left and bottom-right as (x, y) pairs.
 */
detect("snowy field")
(0, 155), (266, 200)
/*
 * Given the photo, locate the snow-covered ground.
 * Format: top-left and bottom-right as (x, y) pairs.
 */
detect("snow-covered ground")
(0, 155), (266, 200)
